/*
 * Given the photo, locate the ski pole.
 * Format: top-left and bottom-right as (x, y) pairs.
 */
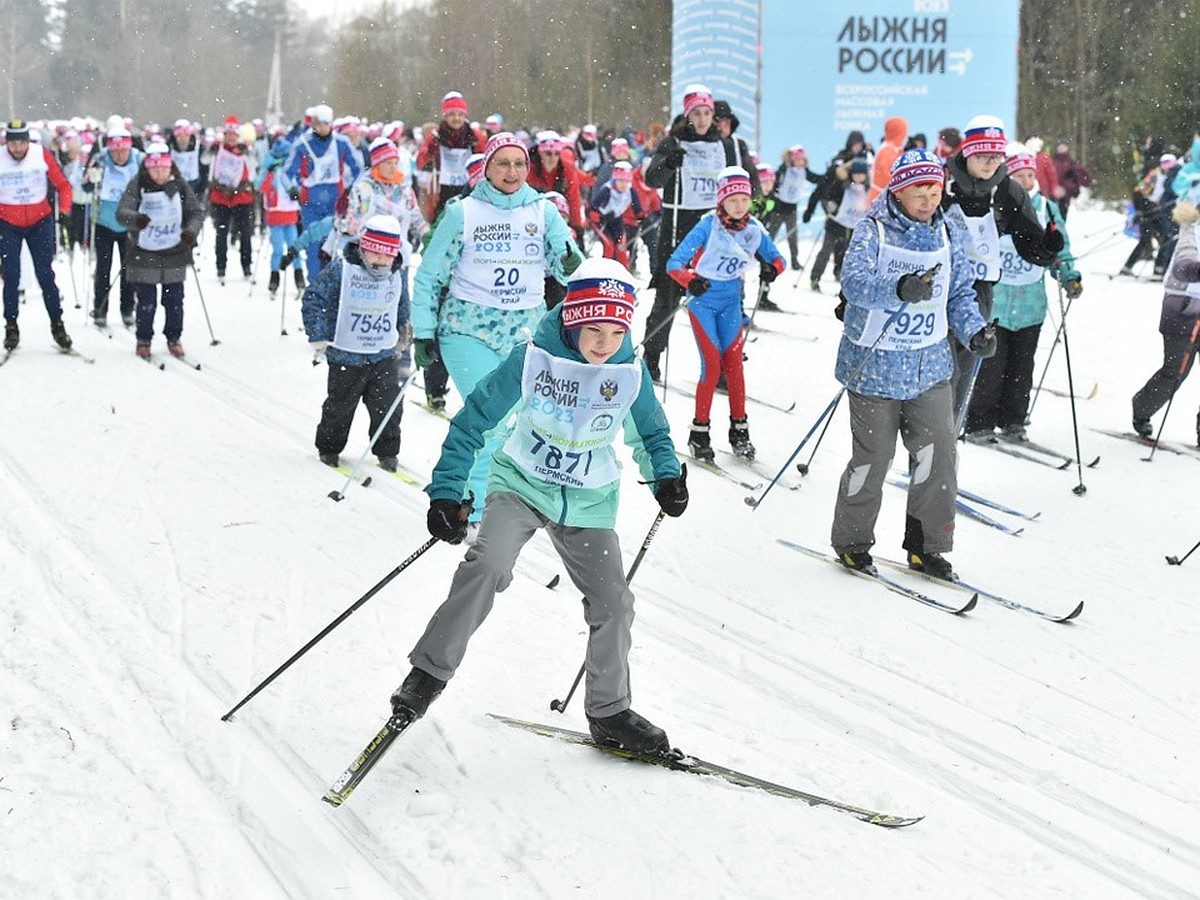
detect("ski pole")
(1143, 318), (1200, 463)
(1027, 295), (1077, 422)
(746, 272), (937, 510)
(328, 371), (414, 501)
(1053, 278), (1088, 494)
(954, 354), (986, 437)
(1166, 536), (1200, 566)
(247, 228), (268, 297)
(279, 264), (290, 335)
(65, 241), (80, 310)
(796, 391), (844, 476)
(792, 235), (821, 287)
(220, 536), (440, 721)
(190, 262), (222, 345)
(550, 509), (667, 715)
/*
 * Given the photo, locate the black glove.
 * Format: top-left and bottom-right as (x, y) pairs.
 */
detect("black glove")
(801, 209), (813, 223)
(288, 186), (300, 201)
(414, 339), (439, 368)
(834, 294), (847, 321)
(135, 213), (151, 229)
(759, 262), (779, 284)
(896, 263), (940, 303)
(654, 464), (689, 517)
(279, 247), (297, 268)
(688, 275), (710, 297)
(58, 213), (72, 230)
(969, 323), (998, 358)
(427, 498), (469, 543)
(1043, 220), (1065, 254)
(664, 146), (686, 169)
(1064, 276), (1083, 300)
(180, 231), (197, 248)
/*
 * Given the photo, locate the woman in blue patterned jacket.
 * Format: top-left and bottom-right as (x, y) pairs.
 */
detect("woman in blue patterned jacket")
(830, 149), (994, 583)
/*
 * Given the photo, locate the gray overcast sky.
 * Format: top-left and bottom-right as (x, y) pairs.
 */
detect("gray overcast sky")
(293, 0), (421, 28)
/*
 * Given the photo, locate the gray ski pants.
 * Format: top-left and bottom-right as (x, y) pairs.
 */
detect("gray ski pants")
(409, 491), (635, 717)
(830, 382), (958, 555)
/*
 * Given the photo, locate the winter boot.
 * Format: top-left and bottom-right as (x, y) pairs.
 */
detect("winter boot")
(964, 429), (998, 445)
(121, 310), (135, 327)
(426, 392), (446, 413)
(268, 270), (280, 297)
(50, 318), (72, 350)
(908, 550), (957, 582)
(1000, 424), (1028, 443)
(318, 452), (340, 468)
(837, 548), (875, 573)
(688, 420), (715, 461)
(1132, 416), (1153, 438)
(729, 417), (756, 460)
(217, 269), (226, 286)
(809, 278), (821, 293)
(294, 268), (306, 291)
(167, 340), (186, 358)
(586, 708), (670, 755)
(378, 456), (398, 473)
(790, 255), (801, 270)
(757, 294), (781, 312)
(391, 667), (447, 720)
(135, 341), (152, 359)
(3, 319), (18, 351)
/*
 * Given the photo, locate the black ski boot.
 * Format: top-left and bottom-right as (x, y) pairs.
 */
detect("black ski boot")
(378, 456), (398, 473)
(319, 452), (340, 467)
(50, 318), (72, 350)
(3, 319), (18, 351)
(268, 270), (281, 297)
(294, 268), (306, 291)
(426, 392), (447, 413)
(1132, 416), (1152, 438)
(908, 550), (956, 582)
(587, 708), (670, 755)
(391, 667), (447, 720)
(837, 548), (875, 573)
(729, 418), (755, 460)
(688, 419), (715, 461)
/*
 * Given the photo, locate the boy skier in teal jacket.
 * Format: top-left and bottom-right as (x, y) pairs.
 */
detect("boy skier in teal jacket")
(394, 258), (688, 754)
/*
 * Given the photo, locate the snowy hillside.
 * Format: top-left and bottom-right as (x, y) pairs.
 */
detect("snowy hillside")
(3, 205), (1199, 899)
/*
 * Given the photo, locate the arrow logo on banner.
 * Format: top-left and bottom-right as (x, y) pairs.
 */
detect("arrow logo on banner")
(948, 48), (974, 75)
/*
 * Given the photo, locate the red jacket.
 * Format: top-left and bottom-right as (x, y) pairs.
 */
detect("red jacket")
(208, 144), (255, 208)
(626, 168), (660, 226)
(416, 123), (486, 219)
(0, 146), (72, 228)
(260, 170), (300, 226)
(527, 155), (585, 229)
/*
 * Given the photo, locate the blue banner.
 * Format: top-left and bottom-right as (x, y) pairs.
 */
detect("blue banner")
(673, 1), (1019, 176)
(671, 0), (760, 146)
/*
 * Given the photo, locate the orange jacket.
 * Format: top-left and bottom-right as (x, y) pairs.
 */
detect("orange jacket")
(868, 116), (909, 203)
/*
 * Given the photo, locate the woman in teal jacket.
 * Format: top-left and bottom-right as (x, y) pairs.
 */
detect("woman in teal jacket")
(394, 258), (687, 756)
(411, 132), (583, 521)
(964, 146), (1080, 440)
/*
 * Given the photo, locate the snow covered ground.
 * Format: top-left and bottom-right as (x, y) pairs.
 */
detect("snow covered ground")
(3, 204), (1199, 899)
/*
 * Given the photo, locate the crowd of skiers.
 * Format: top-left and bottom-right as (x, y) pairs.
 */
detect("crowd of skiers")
(3, 92), (1199, 756)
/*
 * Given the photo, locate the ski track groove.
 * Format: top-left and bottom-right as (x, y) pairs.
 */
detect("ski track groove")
(0, 444), (426, 896)
(636, 587), (1199, 898)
